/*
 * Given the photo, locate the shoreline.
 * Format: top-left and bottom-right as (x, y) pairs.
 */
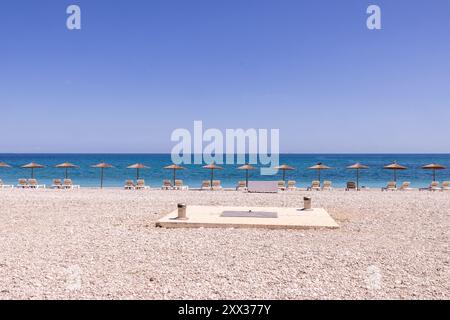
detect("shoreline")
(1, 154), (449, 189)
(1, 186), (448, 192)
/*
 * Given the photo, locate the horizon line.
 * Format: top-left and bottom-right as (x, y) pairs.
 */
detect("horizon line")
(0, 152), (449, 155)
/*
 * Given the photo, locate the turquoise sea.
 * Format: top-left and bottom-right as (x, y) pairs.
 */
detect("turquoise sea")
(0, 154), (449, 188)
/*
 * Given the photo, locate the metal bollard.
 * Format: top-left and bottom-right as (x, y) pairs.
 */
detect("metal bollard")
(177, 203), (188, 220)
(303, 197), (312, 210)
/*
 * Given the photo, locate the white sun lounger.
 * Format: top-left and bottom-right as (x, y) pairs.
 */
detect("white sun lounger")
(382, 181), (397, 191)
(17, 179), (28, 188)
(162, 180), (172, 190)
(174, 180), (188, 190)
(399, 181), (413, 191)
(136, 179), (150, 190)
(124, 179), (135, 190)
(442, 181), (449, 191)
(201, 180), (211, 190)
(287, 180), (297, 191)
(322, 181), (333, 191)
(308, 181), (321, 191)
(0, 179), (13, 189)
(28, 179), (46, 189)
(51, 179), (63, 189)
(63, 179), (80, 189)
(420, 181), (441, 191)
(236, 181), (247, 191)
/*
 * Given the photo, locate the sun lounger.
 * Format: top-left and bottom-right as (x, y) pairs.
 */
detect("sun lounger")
(17, 179), (28, 188)
(136, 179), (150, 190)
(63, 179), (80, 189)
(0, 179), (13, 189)
(51, 179), (63, 189)
(346, 181), (357, 191)
(431, 181), (441, 191)
(161, 179), (172, 190)
(174, 179), (188, 190)
(212, 180), (222, 191)
(382, 181), (397, 191)
(28, 179), (46, 189)
(430, 181), (441, 191)
(442, 181), (449, 191)
(420, 181), (441, 191)
(287, 180), (297, 191)
(201, 180), (211, 190)
(322, 180), (332, 191)
(124, 179), (135, 190)
(236, 181), (247, 191)
(399, 181), (413, 191)
(277, 181), (286, 191)
(307, 181), (321, 191)
(429, 181), (441, 191)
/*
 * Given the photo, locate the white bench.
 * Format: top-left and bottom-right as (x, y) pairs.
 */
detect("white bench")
(247, 181), (279, 193)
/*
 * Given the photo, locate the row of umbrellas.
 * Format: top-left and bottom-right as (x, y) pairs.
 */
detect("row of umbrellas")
(275, 162), (447, 190)
(0, 161), (447, 189)
(0, 161), (214, 189)
(0, 162), (143, 189)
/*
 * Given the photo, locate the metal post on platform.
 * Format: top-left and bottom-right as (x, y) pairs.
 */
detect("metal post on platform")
(177, 203), (188, 220)
(303, 197), (312, 211)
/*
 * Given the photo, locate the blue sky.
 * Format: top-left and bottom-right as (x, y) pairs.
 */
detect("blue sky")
(1, 0), (449, 153)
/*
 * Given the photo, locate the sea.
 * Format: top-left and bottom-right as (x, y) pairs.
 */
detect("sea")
(0, 154), (449, 188)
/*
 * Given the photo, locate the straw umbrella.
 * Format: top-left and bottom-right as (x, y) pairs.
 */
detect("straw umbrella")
(238, 164), (256, 188)
(91, 162), (113, 188)
(383, 161), (407, 182)
(203, 163), (223, 189)
(55, 162), (79, 179)
(0, 162), (11, 168)
(422, 163), (446, 182)
(0, 162), (11, 182)
(164, 164), (185, 186)
(347, 163), (369, 190)
(275, 164), (295, 182)
(21, 162), (45, 179)
(127, 163), (149, 181)
(308, 163), (331, 183)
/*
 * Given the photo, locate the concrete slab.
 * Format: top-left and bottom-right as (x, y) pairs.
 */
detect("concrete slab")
(156, 205), (339, 230)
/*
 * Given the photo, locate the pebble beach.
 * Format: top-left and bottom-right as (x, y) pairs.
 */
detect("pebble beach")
(0, 188), (448, 300)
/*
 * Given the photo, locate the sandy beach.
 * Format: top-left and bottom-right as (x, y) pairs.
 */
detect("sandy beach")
(0, 188), (448, 300)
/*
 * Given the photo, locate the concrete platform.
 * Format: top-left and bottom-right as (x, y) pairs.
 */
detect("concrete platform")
(156, 205), (339, 230)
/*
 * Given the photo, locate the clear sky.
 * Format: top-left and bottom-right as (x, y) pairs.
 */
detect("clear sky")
(1, 0), (449, 153)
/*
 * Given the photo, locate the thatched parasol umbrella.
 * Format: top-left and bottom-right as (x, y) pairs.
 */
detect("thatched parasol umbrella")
(0, 162), (11, 181)
(55, 162), (79, 179)
(203, 163), (223, 189)
(21, 162), (45, 179)
(383, 161), (407, 182)
(308, 163), (331, 183)
(238, 164), (256, 188)
(422, 163), (446, 182)
(127, 163), (149, 180)
(91, 162), (113, 188)
(275, 164), (295, 182)
(0, 162), (11, 168)
(347, 163), (369, 190)
(164, 164), (185, 186)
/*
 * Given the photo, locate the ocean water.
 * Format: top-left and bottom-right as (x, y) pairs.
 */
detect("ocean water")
(0, 154), (449, 188)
